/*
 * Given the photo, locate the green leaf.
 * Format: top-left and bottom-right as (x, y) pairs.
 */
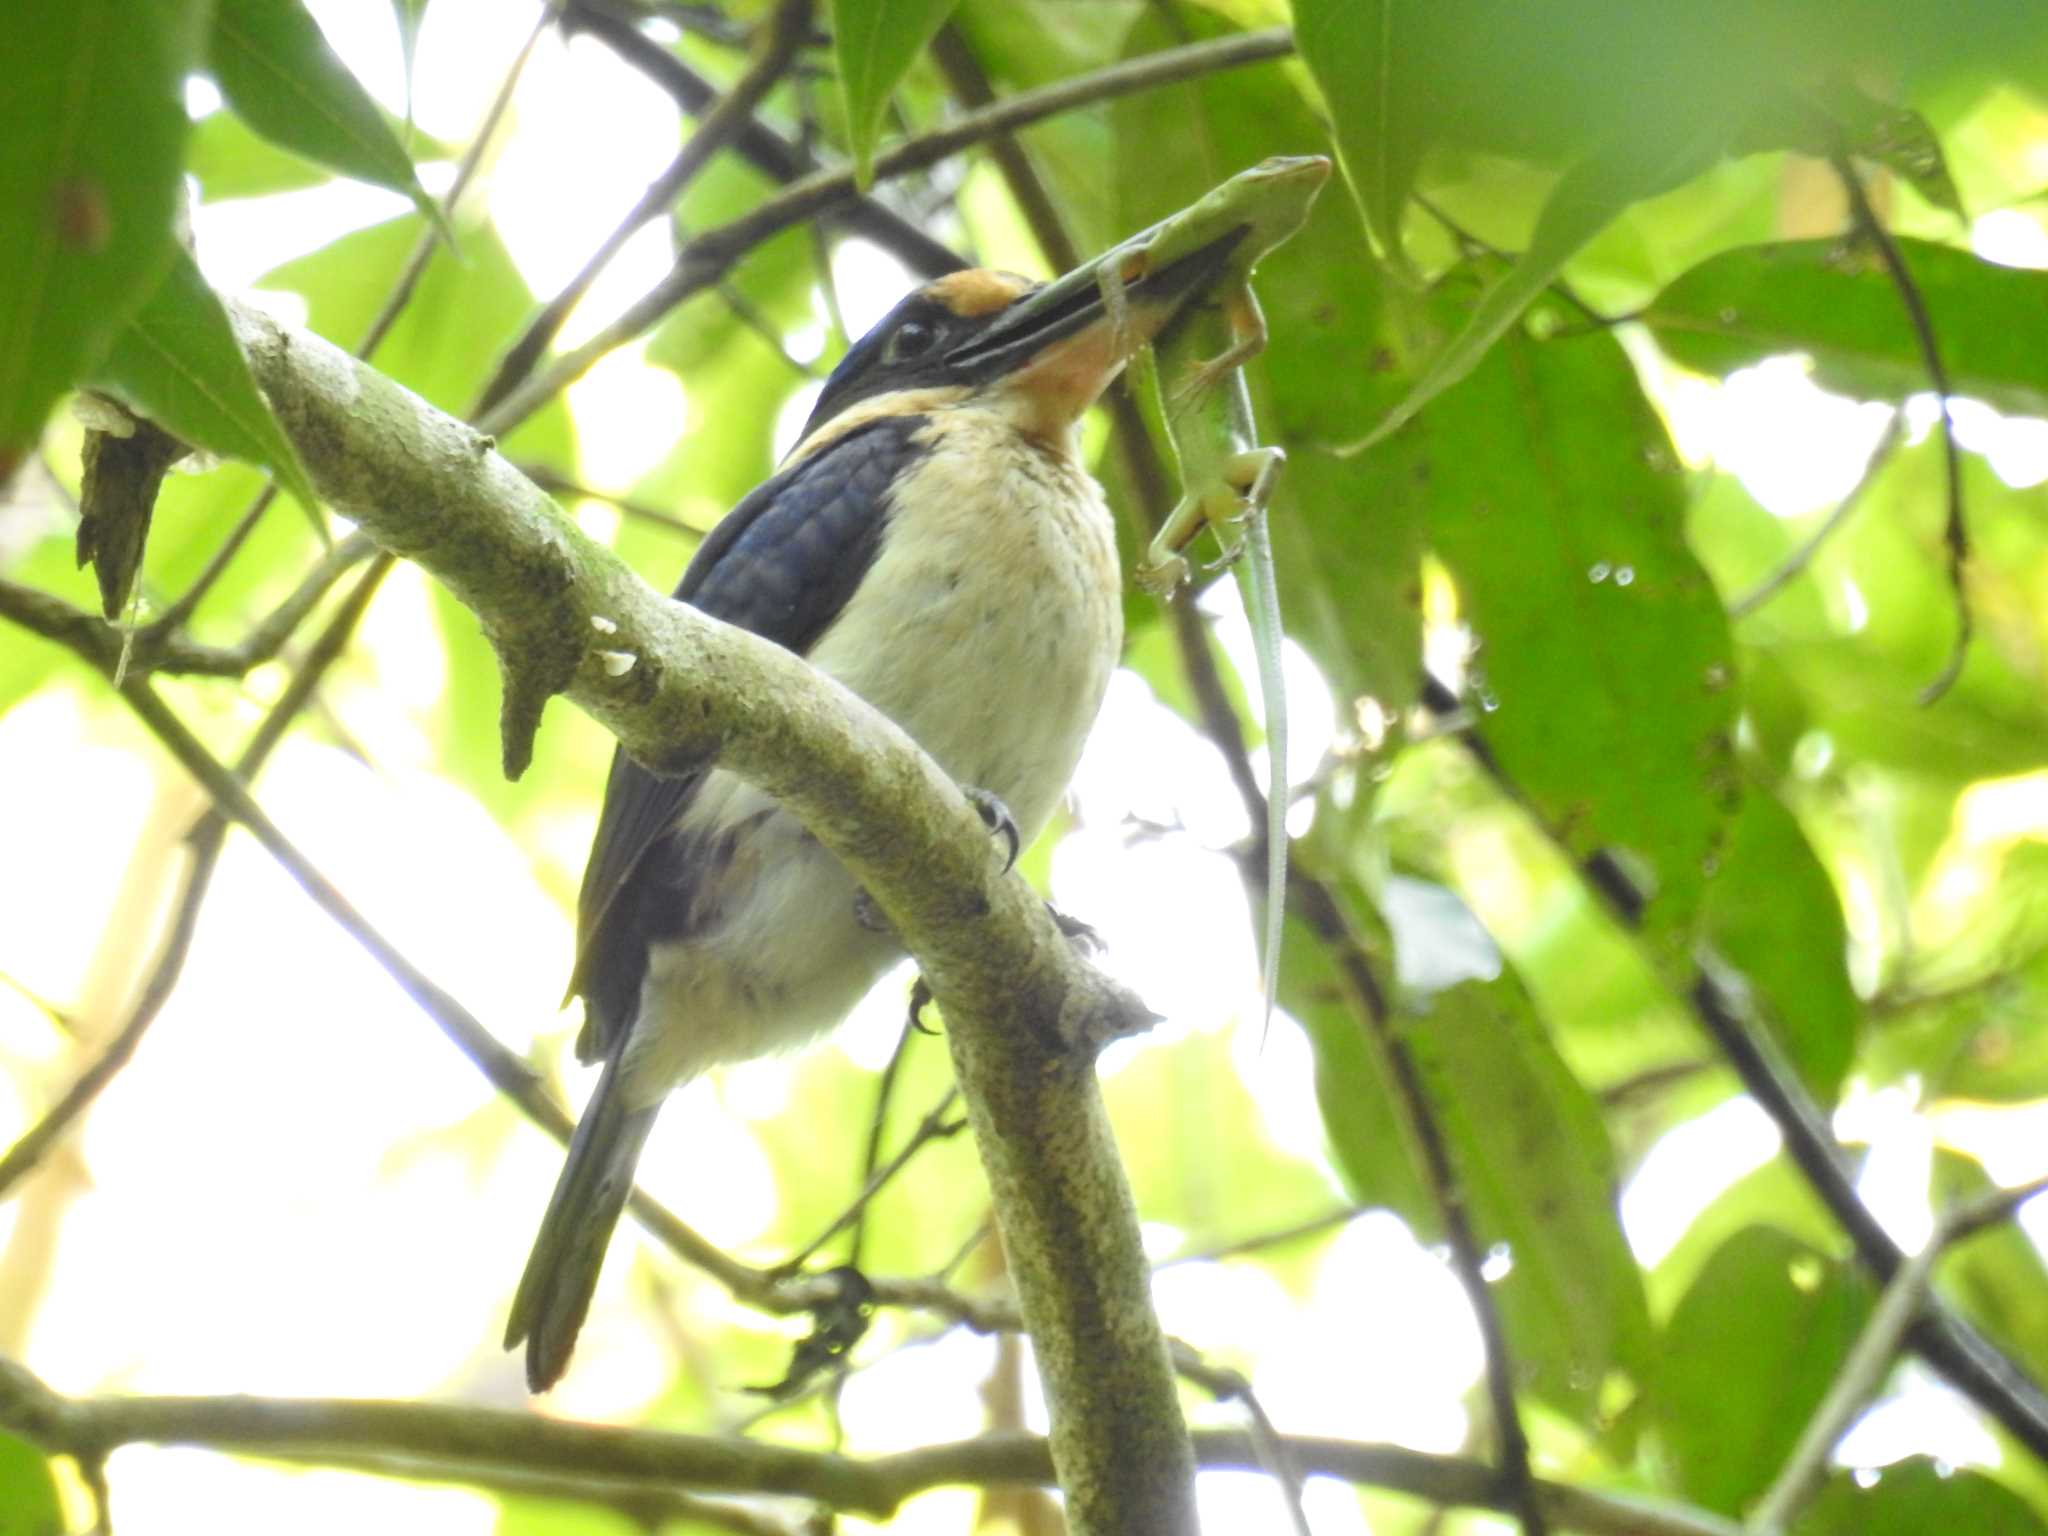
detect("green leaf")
(1107, 1023), (1338, 1272)
(1339, 115), (1731, 456)
(1718, 438), (2048, 781)
(0, 1430), (62, 1536)
(832, 0), (962, 187)
(1868, 946), (2048, 1104)
(1799, 1458), (2046, 1536)
(185, 105), (336, 201)
(1656, 1224), (1875, 1517)
(206, 0), (435, 219)
(1649, 1157), (1841, 1318)
(1400, 957), (1654, 1430)
(1930, 1149), (2048, 1386)
(1289, 0), (1420, 264)
(0, 0), (204, 478)
(92, 250), (322, 518)
(1419, 291), (1739, 960)
(1648, 237), (2048, 417)
(1288, 896), (1436, 1224)
(1299, 870), (1652, 1431)
(1701, 790), (1859, 1103)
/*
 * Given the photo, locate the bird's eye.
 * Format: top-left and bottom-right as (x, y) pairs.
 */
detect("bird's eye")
(886, 321), (938, 364)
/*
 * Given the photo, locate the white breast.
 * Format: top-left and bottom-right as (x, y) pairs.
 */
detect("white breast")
(807, 408), (1123, 840)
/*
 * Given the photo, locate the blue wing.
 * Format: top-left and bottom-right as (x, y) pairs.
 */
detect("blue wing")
(566, 413), (928, 1056)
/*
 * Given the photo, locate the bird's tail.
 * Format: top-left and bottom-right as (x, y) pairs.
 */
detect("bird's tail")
(504, 1054), (659, 1392)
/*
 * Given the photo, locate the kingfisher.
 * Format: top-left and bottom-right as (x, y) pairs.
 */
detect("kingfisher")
(505, 228), (1248, 1392)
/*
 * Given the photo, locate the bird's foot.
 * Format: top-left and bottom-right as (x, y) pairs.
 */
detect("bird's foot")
(962, 786), (1020, 872)
(853, 888), (894, 935)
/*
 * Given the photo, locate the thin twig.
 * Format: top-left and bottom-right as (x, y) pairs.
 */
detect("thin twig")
(517, 462), (706, 537)
(715, 279), (825, 377)
(1413, 192), (1624, 332)
(778, 1088), (964, 1272)
(364, 8), (552, 360)
(476, 0), (816, 415)
(0, 535), (377, 679)
(848, 1020), (918, 1271)
(927, 24), (1080, 273)
(142, 485), (286, 639)
(1177, 1353), (1315, 1536)
(478, 25), (1296, 437)
(562, 0), (963, 279)
(1686, 965), (2048, 1461)
(1829, 151), (1972, 703)
(1157, 1204), (1369, 1270)
(1747, 1172), (2048, 1533)
(1728, 410), (1904, 618)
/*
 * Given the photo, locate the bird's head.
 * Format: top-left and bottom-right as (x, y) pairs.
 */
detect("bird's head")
(791, 227), (1247, 455)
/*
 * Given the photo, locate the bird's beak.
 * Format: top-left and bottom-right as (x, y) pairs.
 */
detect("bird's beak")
(946, 227), (1247, 430)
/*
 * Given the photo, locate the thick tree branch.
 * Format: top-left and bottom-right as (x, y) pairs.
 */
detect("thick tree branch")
(217, 299), (1185, 1530)
(0, 1356), (1746, 1536)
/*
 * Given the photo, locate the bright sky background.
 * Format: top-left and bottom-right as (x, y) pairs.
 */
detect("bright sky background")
(3, 2), (2048, 1532)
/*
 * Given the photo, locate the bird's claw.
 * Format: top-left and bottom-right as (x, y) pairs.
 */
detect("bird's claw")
(906, 976), (938, 1033)
(963, 786), (1020, 872)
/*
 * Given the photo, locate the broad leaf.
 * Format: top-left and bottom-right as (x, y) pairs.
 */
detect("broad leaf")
(1701, 790), (1859, 1102)
(1800, 1458), (2046, 1535)
(1338, 116), (1732, 456)
(832, 0), (962, 187)
(1656, 1224), (1874, 1516)
(0, 1431), (62, 1536)
(207, 0), (436, 220)
(1290, 902), (1436, 1226)
(1289, 0), (1420, 264)
(1418, 288), (1739, 960)
(93, 250), (321, 518)
(186, 105), (336, 201)
(1305, 871), (1653, 1430)
(1647, 238), (2048, 417)
(0, 0), (204, 477)
(1930, 1150), (2048, 1387)
(1399, 944), (1654, 1430)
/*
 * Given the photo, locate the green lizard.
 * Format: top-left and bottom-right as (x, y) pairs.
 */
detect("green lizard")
(1102, 155), (1330, 1037)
